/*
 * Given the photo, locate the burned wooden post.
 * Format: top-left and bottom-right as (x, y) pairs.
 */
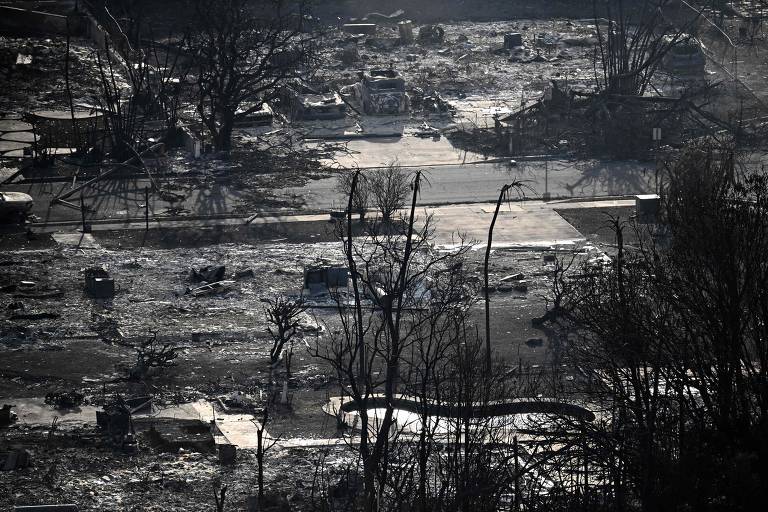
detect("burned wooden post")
(79, 194), (89, 233)
(144, 186), (150, 231)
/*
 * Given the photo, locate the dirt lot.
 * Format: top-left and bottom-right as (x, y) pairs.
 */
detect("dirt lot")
(556, 205), (638, 247)
(0, 35), (113, 114)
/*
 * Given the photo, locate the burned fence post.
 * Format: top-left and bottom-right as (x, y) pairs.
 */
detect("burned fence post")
(144, 186), (150, 231)
(80, 194), (87, 233)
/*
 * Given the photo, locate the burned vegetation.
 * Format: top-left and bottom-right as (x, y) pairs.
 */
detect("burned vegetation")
(3, 1), (768, 511)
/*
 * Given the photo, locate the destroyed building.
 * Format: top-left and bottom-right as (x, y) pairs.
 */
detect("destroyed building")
(275, 81), (347, 121)
(3, 1), (768, 511)
(233, 102), (274, 128)
(661, 35), (706, 77)
(359, 69), (410, 115)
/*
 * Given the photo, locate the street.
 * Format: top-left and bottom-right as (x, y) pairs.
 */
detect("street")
(285, 158), (657, 210)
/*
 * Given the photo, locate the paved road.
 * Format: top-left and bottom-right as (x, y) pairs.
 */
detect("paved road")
(6, 176), (248, 224)
(284, 159), (658, 210)
(3, 157), (654, 226)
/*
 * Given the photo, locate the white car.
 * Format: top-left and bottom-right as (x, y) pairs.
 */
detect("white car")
(0, 191), (34, 218)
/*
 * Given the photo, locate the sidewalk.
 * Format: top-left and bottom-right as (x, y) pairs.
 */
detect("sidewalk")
(29, 198), (636, 248)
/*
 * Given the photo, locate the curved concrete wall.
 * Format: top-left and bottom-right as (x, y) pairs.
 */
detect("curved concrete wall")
(338, 396), (596, 422)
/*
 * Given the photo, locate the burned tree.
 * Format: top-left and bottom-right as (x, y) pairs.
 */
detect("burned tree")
(315, 170), (564, 512)
(263, 295), (307, 367)
(189, 0), (316, 151)
(593, 0), (685, 96)
(133, 332), (179, 376)
(547, 140), (768, 511)
(78, 3), (191, 163)
(483, 181), (526, 371)
(336, 169), (371, 220)
(317, 169), (459, 509)
(336, 164), (412, 222)
(368, 163), (412, 223)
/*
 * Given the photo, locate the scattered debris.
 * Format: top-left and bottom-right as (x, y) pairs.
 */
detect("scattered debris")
(84, 267), (115, 298)
(1, 404), (18, 426)
(337, 45), (360, 66)
(191, 265), (226, 283)
(303, 266), (349, 295)
(13, 288), (64, 299)
(342, 23), (377, 35)
(190, 280), (237, 297)
(414, 122), (441, 138)
(44, 390), (85, 409)
(418, 24), (445, 44)
(526, 338), (544, 347)
(1, 449), (31, 471)
(12, 506), (79, 511)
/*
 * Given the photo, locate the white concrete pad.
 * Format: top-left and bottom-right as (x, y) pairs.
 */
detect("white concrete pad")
(52, 232), (102, 249)
(322, 135), (486, 169)
(424, 202), (584, 249)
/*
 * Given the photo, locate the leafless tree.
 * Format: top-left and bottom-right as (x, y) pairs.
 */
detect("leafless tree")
(188, 0), (316, 151)
(593, 0), (688, 96)
(314, 169), (580, 512)
(263, 295), (307, 367)
(368, 163), (413, 223)
(315, 169), (477, 509)
(337, 169), (371, 220)
(253, 401), (280, 507)
(546, 139), (768, 511)
(483, 182), (526, 371)
(133, 332), (179, 375)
